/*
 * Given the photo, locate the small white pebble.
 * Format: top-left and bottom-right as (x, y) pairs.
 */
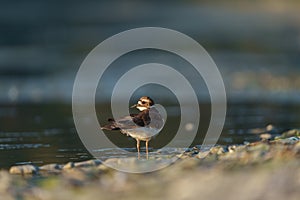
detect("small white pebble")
(9, 165), (38, 174)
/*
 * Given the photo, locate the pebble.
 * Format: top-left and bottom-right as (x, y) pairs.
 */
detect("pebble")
(276, 129), (300, 139)
(63, 162), (75, 170)
(260, 133), (272, 141)
(9, 165), (38, 175)
(196, 151), (210, 159)
(40, 164), (62, 172)
(209, 146), (225, 155)
(228, 145), (237, 153)
(1, 137), (300, 200)
(276, 137), (299, 145)
(74, 159), (101, 168)
(4, 134), (300, 179)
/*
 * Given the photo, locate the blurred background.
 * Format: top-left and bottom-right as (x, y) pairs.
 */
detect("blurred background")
(0, 0), (300, 168)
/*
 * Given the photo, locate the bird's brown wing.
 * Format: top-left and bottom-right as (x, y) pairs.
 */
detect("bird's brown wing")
(115, 116), (140, 129)
(132, 109), (151, 127)
(102, 109), (155, 130)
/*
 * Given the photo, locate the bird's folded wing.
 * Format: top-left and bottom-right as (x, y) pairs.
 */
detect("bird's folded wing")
(115, 116), (140, 129)
(148, 107), (164, 130)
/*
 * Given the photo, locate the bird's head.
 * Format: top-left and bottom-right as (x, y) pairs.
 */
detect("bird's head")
(131, 96), (154, 111)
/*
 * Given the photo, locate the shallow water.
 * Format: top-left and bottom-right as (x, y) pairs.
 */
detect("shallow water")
(0, 102), (299, 169)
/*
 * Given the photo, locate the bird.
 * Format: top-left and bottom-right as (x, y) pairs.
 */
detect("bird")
(101, 96), (164, 158)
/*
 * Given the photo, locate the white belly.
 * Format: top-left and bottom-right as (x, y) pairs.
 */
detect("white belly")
(121, 127), (160, 141)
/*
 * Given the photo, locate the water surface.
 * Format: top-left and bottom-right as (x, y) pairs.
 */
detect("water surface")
(0, 102), (299, 169)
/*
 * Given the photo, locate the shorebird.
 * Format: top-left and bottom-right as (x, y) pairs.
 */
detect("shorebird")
(101, 96), (164, 157)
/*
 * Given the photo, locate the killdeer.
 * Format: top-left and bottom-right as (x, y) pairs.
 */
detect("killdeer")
(101, 96), (164, 157)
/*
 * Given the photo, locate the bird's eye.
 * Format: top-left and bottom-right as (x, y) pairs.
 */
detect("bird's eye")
(141, 101), (146, 104)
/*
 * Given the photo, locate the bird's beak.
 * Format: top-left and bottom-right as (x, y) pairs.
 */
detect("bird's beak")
(130, 104), (137, 108)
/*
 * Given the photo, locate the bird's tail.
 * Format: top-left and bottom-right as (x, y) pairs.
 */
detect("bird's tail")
(101, 118), (120, 130)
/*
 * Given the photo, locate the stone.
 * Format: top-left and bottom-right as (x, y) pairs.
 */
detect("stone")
(40, 164), (62, 171)
(277, 129), (300, 139)
(209, 146), (225, 155)
(228, 145), (237, 153)
(276, 137), (299, 145)
(9, 165), (38, 175)
(74, 159), (101, 168)
(260, 133), (272, 141)
(62, 162), (75, 170)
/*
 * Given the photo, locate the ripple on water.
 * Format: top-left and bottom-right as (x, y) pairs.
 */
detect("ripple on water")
(0, 143), (50, 150)
(92, 147), (189, 160)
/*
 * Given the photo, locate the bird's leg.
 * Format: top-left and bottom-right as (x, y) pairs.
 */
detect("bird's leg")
(136, 139), (140, 159)
(146, 140), (149, 159)
(136, 139), (140, 152)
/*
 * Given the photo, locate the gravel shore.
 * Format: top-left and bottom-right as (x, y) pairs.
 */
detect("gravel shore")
(1, 130), (300, 200)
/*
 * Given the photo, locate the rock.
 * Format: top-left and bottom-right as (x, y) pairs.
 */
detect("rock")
(63, 162), (75, 170)
(276, 137), (299, 145)
(260, 133), (272, 141)
(9, 165), (38, 175)
(62, 160), (101, 170)
(74, 159), (101, 168)
(98, 164), (111, 172)
(196, 151), (210, 159)
(40, 164), (62, 172)
(209, 146), (225, 155)
(246, 143), (270, 152)
(276, 129), (300, 139)
(228, 145), (237, 153)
